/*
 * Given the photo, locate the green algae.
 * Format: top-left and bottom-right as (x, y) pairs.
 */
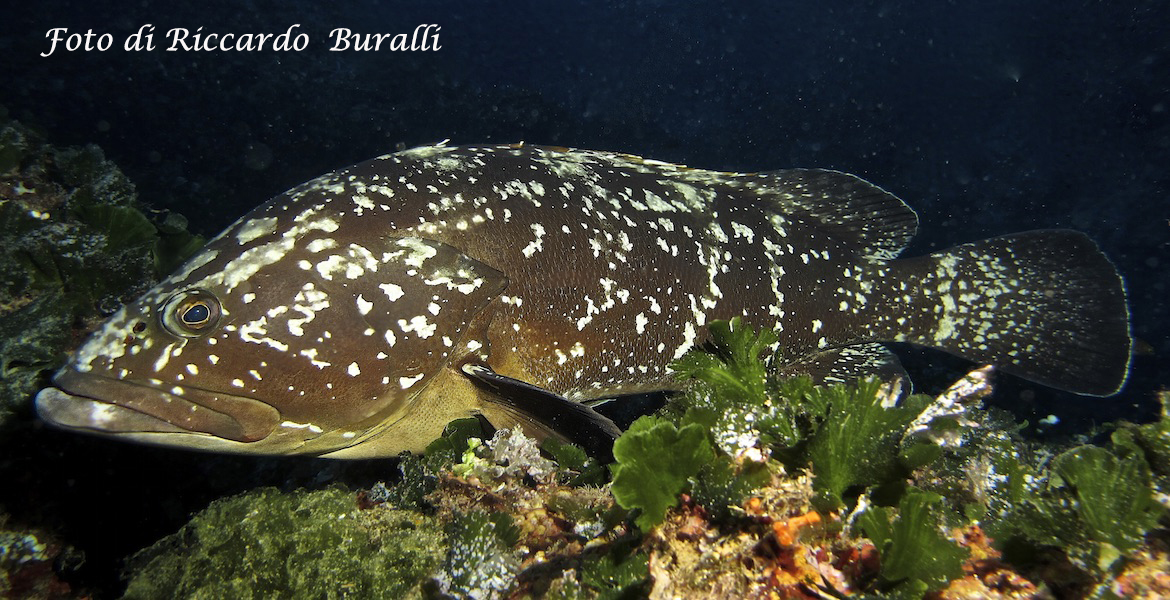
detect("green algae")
(802, 379), (931, 509)
(379, 417), (489, 511)
(578, 549), (650, 599)
(981, 434), (1165, 577)
(668, 318), (804, 450)
(453, 428), (558, 483)
(0, 290), (72, 423)
(121, 486), (445, 600)
(540, 435), (608, 487)
(644, 319), (1166, 594)
(856, 489), (969, 598)
(688, 455), (772, 523)
(541, 546), (650, 600)
(661, 317), (937, 511)
(1123, 390), (1170, 496)
(609, 416), (714, 530)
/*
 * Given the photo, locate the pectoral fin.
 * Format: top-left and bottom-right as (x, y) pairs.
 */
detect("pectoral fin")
(461, 363), (621, 462)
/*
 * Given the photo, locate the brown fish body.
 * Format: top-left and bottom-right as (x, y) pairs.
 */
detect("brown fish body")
(35, 144), (1131, 458)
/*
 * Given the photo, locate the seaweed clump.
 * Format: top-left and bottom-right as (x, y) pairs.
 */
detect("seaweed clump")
(607, 318), (1168, 598)
(418, 422), (648, 599)
(968, 398), (1170, 596)
(121, 486), (446, 599)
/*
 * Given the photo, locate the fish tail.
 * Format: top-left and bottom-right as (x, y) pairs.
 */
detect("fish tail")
(896, 230), (1131, 396)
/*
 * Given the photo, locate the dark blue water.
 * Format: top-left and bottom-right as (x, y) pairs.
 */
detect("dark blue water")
(1, 1), (1167, 596)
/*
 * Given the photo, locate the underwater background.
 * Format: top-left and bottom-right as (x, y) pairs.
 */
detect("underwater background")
(0, 0), (1167, 597)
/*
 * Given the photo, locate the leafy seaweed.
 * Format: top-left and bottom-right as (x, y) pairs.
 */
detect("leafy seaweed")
(1051, 444), (1162, 570)
(980, 434), (1164, 575)
(1124, 391), (1170, 493)
(424, 417), (488, 462)
(670, 319), (777, 404)
(152, 211), (206, 275)
(452, 428), (558, 483)
(72, 204), (157, 256)
(541, 436), (608, 487)
(609, 416), (714, 530)
(804, 381), (930, 508)
(580, 549), (650, 600)
(689, 455), (772, 523)
(670, 318), (805, 450)
(856, 488), (968, 598)
(667, 318), (935, 510)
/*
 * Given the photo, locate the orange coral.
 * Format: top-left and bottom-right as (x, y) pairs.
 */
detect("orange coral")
(772, 511), (822, 547)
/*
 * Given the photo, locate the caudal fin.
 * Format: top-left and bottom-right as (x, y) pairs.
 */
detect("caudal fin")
(901, 230), (1131, 396)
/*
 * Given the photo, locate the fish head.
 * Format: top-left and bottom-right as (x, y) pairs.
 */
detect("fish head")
(36, 191), (508, 455)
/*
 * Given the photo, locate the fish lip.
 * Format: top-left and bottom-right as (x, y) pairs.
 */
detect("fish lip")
(35, 387), (189, 436)
(36, 367), (282, 443)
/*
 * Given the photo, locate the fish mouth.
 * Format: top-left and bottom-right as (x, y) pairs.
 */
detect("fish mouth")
(35, 367), (282, 444)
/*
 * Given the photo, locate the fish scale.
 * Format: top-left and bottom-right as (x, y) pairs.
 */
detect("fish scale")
(35, 143), (1131, 460)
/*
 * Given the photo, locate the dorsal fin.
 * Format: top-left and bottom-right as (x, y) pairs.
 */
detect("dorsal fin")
(751, 169), (918, 259)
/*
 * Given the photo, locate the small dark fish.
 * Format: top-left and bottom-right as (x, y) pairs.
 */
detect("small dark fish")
(35, 144), (1131, 459)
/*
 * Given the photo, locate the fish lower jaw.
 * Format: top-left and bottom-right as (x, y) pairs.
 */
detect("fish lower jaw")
(36, 386), (188, 435)
(39, 367), (285, 445)
(33, 386), (318, 455)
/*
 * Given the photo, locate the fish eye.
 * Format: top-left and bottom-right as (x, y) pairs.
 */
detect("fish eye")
(160, 289), (222, 338)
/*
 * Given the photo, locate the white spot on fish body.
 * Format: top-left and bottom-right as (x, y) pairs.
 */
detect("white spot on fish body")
(152, 343), (175, 373)
(235, 217), (279, 244)
(398, 315), (437, 338)
(397, 238), (437, 267)
(399, 373), (425, 389)
(299, 348), (330, 369)
(280, 420), (324, 434)
(307, 238), (338, 253)
(380, 283), (404, 301)
(353, 194), (375, 212)
(314, 255), (347, 280)
(673, 322), (697, 359)
(220, 238), (295, 293)
(522, 223), (546, 257)
(356, 295), (373, 316)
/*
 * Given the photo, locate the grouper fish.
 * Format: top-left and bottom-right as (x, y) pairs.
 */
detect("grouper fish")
(35, 143), (1131, 460)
